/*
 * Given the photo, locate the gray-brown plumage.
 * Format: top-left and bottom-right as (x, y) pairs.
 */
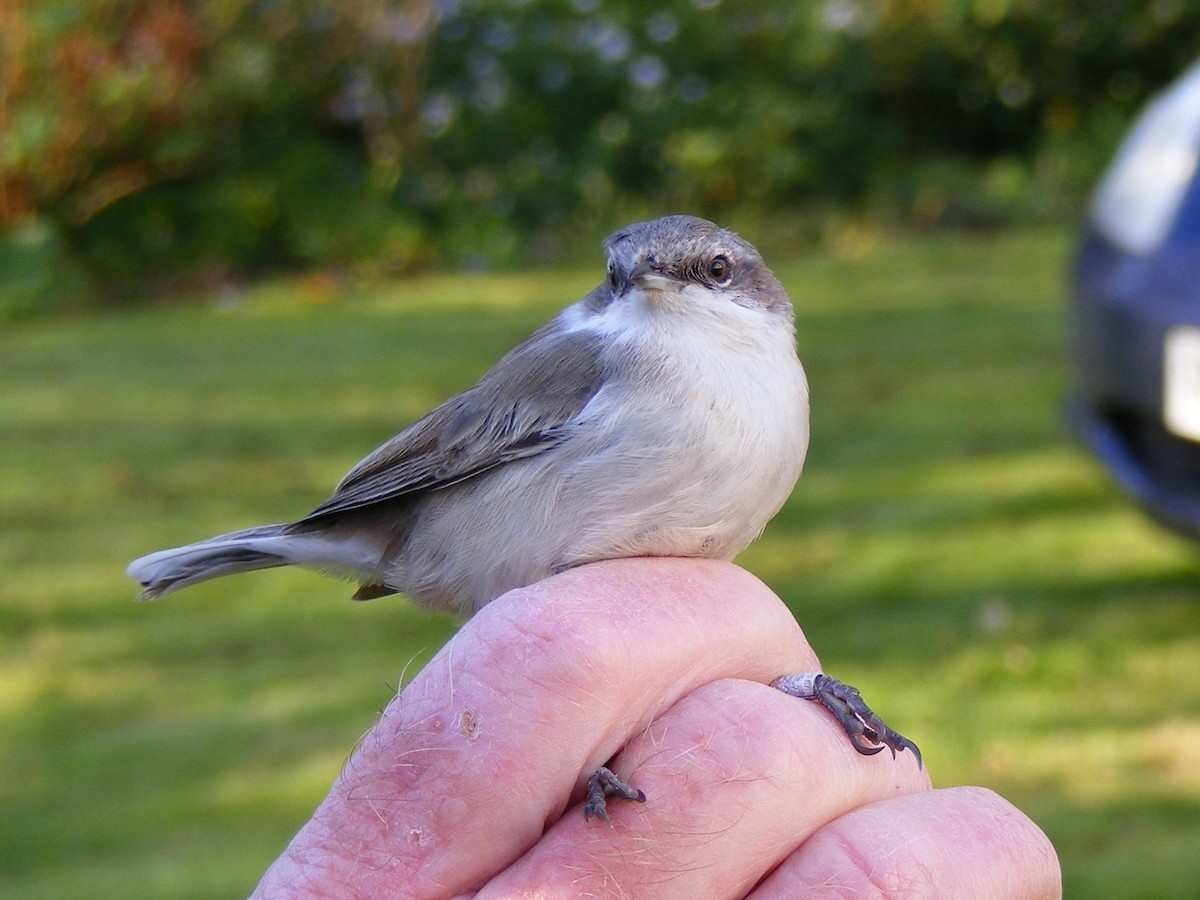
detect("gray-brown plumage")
(128, 215), (810, 615)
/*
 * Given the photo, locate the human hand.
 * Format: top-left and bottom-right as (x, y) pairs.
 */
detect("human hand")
(253, 558), (1060, 898)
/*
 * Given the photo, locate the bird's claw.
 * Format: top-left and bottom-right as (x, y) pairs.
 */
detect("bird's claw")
(581, 673), (916, 825)
(583, 765), (646, 825)
(771, 672), (922, 769)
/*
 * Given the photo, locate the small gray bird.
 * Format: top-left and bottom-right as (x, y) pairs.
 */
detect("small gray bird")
(128, 214), (918, 821)
(129, 215), (809, 610)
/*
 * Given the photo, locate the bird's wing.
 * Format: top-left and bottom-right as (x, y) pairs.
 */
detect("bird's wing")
(297, 319), (607, 523)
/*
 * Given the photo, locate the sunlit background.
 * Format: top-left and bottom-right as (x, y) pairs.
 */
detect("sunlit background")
(3, 1), (1200, 897)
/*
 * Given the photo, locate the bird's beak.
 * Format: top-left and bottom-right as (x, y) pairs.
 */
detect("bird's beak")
(629, 260), (682, 292)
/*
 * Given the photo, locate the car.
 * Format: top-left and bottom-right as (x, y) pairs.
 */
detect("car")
(1068, 59), (1200, 540)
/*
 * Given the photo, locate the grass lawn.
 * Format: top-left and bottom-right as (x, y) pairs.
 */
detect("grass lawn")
(2, 226), (1198, 897)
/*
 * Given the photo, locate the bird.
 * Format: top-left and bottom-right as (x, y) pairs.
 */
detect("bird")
(128, 214), (810, 615)
(127, 214), (919, 821)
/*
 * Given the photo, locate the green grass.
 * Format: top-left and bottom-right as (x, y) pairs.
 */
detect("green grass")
(3, 227), (1198, 897)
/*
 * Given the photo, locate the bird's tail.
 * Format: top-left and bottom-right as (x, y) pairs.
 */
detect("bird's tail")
(127, 524), (294, 600)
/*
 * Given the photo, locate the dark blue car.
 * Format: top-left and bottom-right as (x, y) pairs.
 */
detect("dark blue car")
(1069, 62), (1200, 539)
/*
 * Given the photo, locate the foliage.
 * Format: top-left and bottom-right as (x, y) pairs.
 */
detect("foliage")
(2, 227), (1199, 896)
(2, 0), (1200, 311)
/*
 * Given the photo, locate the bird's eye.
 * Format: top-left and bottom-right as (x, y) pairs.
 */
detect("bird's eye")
(607, 263), (619, 290)
(708, 255), (732, 284)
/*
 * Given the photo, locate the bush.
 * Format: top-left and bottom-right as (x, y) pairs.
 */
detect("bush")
(0, 219), (87, 319)
(2, 0), (1198, 309)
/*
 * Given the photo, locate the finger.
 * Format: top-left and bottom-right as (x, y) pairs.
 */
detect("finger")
(748, 786), (1061, 900)
(253, 557), (817, 899)
(474, 678), (930, 899)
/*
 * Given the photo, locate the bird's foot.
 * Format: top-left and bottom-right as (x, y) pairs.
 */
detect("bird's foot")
(771, 672), (921, 768)
(583, 765), (646, 825)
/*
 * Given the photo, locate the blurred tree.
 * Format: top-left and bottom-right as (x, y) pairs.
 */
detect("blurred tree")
(0, 0), (434, 308)
(1, 0), (1198, 313)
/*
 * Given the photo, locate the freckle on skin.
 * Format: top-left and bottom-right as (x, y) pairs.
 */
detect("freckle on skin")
(456, 708), (482, 740)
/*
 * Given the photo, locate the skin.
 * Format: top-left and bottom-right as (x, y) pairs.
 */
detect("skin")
(252, 558), (1061, 899)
